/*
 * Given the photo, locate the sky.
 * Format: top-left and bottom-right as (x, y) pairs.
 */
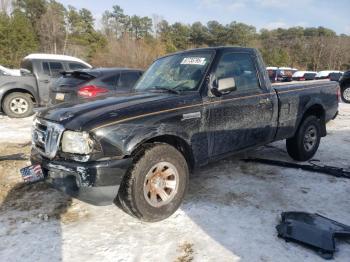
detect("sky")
(59, 0), (350, 35)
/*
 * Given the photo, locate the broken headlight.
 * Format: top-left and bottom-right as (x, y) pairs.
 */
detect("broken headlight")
(61, 131), (94, 155)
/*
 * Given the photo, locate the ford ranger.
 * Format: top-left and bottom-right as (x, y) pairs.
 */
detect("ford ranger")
(28, 47), (339, 222)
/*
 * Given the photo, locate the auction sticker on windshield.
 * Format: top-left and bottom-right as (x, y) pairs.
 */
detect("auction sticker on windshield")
(181, 57), (207, 65)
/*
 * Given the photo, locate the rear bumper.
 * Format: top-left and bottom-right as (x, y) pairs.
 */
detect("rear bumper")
(31, 149), (133, 205)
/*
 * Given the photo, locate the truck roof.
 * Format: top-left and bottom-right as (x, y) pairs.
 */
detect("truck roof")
(162, 46), (257, 58)
(23, 54), (92, 68)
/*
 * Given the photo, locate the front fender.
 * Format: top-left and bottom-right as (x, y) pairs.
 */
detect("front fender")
(125, 124), (192, 154)
(93, 123), (192, 157)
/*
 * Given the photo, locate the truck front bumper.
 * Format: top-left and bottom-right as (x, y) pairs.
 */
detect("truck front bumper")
(31, 149), (133, 205)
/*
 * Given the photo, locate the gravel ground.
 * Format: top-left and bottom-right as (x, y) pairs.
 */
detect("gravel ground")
(0, 104), (349, 262)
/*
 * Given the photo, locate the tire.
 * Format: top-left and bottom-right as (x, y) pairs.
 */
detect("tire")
(341, 85), (350, 103)
(2, 92), (34, 118)
(117, 143), (189, 222)
(286, 115), (321, 161)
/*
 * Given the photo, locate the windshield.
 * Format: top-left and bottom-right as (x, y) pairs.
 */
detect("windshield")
(134, 51), (214, 92)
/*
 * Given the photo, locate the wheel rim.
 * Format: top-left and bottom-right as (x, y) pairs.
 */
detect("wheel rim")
(303, 125), (318, 152)
(343, 87), (350, 101)
(143, 161), (179, 208)
(9, 97), (29, 114)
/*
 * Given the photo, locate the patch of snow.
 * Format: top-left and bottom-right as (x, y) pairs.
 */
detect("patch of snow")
(0, 114), (33, 144)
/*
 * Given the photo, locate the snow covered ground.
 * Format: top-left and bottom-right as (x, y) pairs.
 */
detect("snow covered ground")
(0, 104), (349, 262)
(0, 113), (33, 143)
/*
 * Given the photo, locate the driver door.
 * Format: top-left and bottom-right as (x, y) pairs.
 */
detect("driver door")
(205, 51), (275, 157)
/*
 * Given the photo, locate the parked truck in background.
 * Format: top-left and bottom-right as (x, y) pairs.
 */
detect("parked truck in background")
(0, 54), (91, 118)
(28, 47), (339, 222)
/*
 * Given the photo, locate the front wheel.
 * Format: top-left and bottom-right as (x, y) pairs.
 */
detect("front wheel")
(286, 115), (321, 161)
(117, 143), (189, 222)
(341, 85), (350, 103)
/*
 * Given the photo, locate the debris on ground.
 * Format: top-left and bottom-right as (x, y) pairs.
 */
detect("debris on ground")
(243, 158), (350, 179)
(277, 212), (350, 260)
(175, 242), (194, 262)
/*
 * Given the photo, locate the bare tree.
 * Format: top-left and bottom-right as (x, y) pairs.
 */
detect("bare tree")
(37, 1), (66, 54)
(152, 14), (164, 39)
(0, 0), (12, 14)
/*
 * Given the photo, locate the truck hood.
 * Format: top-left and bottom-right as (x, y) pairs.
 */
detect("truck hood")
(37, 91), (201, 131)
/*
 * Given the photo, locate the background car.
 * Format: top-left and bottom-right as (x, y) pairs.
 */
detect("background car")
(49, 68), (143, 105)
(292, 71), (317, 81)
(339, 71), (350, 103)
(267, 67), (298, 82)
(315, 70), (343, 80)
(329, 72), (343, 82)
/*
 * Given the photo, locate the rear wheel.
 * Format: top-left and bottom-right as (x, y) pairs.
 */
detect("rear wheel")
(117, 143), (189, 222)
(2, 92), (34, 118)
(286, 115), (321, 161)
(341, 85), (350, 103)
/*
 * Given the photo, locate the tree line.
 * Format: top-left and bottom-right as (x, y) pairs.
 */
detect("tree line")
(0, 0), (349, 71)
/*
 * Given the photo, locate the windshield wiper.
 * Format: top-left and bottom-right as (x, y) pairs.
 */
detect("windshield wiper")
(150, 86), (181, 94)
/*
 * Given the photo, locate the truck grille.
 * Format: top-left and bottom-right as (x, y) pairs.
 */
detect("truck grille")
(32, 118), (65, 159)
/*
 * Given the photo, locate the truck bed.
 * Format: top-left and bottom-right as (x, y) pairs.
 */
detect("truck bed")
(272, 79), (339, 141)
(0, 75), (37, 87)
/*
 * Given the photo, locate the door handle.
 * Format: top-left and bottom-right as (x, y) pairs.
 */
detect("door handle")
(40, 80), (50, 83)
(259, 98), (270, 104)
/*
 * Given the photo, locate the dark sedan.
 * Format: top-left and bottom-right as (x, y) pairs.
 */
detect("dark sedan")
(49, 68), (143, 105)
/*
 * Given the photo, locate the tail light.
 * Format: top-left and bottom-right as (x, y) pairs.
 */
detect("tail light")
(78, 85), (109, 98)
(300, 77), (305, 81)
(336, 87), (341, 102)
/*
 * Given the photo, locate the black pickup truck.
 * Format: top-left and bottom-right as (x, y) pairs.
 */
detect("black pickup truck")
(29, 47), (339, 222)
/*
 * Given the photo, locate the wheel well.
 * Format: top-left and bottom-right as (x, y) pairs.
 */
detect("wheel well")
(1, 89), (36, 110)
(133, 135), (195, 171)
(303, 104), (326, 136)
(340, 79), (350, 90)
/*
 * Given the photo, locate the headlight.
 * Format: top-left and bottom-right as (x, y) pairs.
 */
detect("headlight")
(61, 131), (93, 154)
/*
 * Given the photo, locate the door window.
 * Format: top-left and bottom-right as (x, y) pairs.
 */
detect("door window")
(214, 52), (260, 92)
(42, 62), (64, 77)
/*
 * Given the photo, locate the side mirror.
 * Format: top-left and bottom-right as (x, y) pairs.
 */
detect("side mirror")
(210, 76), (237, 97)
(218, 77), (236, 94)
(20, 68), (32, 76)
